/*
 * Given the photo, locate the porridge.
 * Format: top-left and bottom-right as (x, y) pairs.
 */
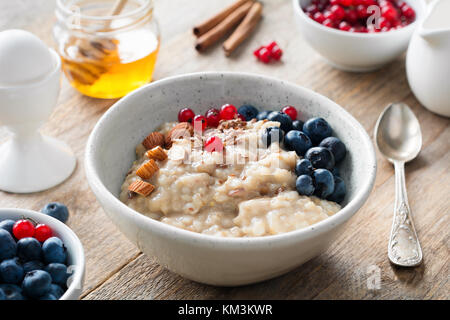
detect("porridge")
(120, 104), (347, 237)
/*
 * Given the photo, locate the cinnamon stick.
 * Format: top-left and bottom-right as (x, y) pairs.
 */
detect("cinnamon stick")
(223, 2), (263, 57)
(195, 1), (254, 53)
(193, 0), (250, 37)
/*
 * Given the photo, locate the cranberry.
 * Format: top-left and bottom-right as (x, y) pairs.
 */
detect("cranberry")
(205, 108), (221, 127)
(258, 47), (271, 64)
(330, 5), (346, 21)
(13, 219), (35, 239)
(313, 12), (326, 24)
(34, 224), (52, 242)
(193, 115), (207, 132)
(219, 104), (237, 120)
(178, 108), (195, 123)
(282, 106), (298, 121)
(204, 136), (224, 153)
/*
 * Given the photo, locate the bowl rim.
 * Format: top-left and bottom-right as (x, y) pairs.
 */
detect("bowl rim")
(0, 208), (85, 300)
(292, 0), (427, 38)
(85, 71), (377, 249)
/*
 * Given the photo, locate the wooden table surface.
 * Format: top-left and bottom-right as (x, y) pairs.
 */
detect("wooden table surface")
(1, 0), (448, 300)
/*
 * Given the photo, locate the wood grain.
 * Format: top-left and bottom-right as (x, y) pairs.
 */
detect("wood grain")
(0, 0), (448, 300)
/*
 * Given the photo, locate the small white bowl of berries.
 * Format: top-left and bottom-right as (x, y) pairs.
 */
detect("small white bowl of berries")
(293, 0), (427, 71)
(0, 206), (84, 300)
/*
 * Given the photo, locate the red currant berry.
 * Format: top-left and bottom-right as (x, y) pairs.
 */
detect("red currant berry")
(253, 46), (264, 58)
(323, 10), (335, 21)
(269, 42), (283, 61)
(281, 106), (297, 121)
(204, 136), (224, 153)
(322, 19), (334, 28)
(13, 219), (35, 239)
(305, 4), (319, 14)
(378, 17), (391, 29)
(205, 108), (221, 127)
(346, 9), (358, 24)
(330, 0), (340, 5)
(382, 5), (399, 21)
(178, 108), (195, 123)
(266, 41), (278, 52)
(339, 0), (352, 6)
(356, 5), (370, 18)
(313, 12), (326, 24)
(339, 21), (351, 31)
(34, 224), (52, 242)
(258, 47), (271, 63)
(193, 115), (207, 132)
(330, 5), (346, 21)
(401, 5), (415, 20)
(219, 104), (238, 120)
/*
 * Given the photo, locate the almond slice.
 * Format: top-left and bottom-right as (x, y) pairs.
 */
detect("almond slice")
(142, 131), (165, 150)
(165, 122), (194, 149)
(136, 159), (159, 180)
(128, 180), (155, 197)
(145, 146), (168, 161)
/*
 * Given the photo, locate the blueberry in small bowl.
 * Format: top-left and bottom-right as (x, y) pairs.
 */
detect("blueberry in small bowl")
(295, 159), (314, 176)
(292, 120), (304, 131)
(327, 175), (347, 203)
(296, 175), (315, 196)
(313, 169), (335, 198)
(256, 110), (273, 121)
(0, 208), (84, 300)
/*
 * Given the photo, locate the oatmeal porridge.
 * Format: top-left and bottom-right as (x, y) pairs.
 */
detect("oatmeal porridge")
(120, 111), (342, 237)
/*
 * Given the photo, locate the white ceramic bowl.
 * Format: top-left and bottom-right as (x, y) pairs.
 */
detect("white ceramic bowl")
(0, 208), (85, 300)
(85, 72), (376, 286)
(292, 0), (427, 72)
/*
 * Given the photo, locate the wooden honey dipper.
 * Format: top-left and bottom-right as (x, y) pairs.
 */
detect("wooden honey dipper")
(64, 0), (128, 85)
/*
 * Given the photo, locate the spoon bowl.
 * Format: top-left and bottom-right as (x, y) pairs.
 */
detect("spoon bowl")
(375, 103), (422, 163)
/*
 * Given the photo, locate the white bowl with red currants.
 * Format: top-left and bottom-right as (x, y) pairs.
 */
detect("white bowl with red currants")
(0, 207), (84, 300)
(293, 0), (427, 71)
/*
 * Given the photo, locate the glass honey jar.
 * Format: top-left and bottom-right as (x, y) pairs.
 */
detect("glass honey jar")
(54, 0), (160, 99)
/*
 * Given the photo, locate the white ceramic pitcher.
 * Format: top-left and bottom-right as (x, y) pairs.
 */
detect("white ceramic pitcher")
(406, 0), (450, 117)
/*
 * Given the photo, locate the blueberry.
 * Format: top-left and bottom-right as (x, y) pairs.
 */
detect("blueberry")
(22, 270), (52, 298)
(48, 283), (65, 299)
(23, 260), (45, 274)
(303, 117), (332, 145)
(17, 237), (42, 262)
(0, 258), (24, 284)
(0, 229), (17, 261)
(256, 110), (272, 121)
(305, 147), (335, 170)
(319, 137), (347, 163)
(39, 293), (57, 300)
(313, 169), (335, 199)
(261, 126), (284, 147)
(284, 130), (313, 156)
(0, 220), (15, 235)
(238, 105), (259, 121)
(0, 288), (5, 300)
(296, 175), (315, 196)
(295, 159), (314, 176)
(331, 167), (340, 177)
(42, 237), (67, 264)
(267, 111), (293, 132)
(327, 176), (346, 203)
(45, 263), (68, 286)
(292, 120), (304, 131)
(0, 284), (25, 300)
(40, 202), (69, 223)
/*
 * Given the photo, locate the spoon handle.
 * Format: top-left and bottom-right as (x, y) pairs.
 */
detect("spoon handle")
(388, 161), (423, 267)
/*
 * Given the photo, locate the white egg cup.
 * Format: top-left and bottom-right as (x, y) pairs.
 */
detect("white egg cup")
(0, 49), (76, 193)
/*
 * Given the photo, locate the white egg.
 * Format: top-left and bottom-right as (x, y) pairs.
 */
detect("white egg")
(0, 29), (55, 86)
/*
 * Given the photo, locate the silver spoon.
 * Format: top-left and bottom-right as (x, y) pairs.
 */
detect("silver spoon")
(374, 103), (423, 267)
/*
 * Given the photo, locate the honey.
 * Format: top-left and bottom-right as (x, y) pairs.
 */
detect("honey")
(54, 0), (159, 99)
